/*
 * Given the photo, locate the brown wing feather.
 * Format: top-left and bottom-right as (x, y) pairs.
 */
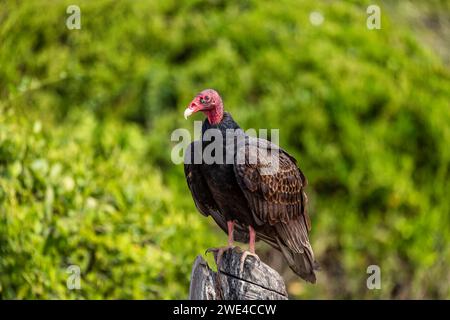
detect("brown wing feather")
(234, 137), (310, 227)
(233, 136), (318, 282)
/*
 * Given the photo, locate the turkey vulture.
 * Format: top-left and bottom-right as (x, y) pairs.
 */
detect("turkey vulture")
(183, 89), (318, 283)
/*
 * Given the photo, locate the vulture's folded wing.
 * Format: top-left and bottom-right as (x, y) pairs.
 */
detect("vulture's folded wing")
(184, 141), (220, 218)
(233, 136), (317, 282)
(233, 136), (310, 229)
(184, 141), (249, 242)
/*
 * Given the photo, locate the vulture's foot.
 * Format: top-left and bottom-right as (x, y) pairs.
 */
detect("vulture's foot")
(205, 245), (235, 267)
(239, 250), (260, 274)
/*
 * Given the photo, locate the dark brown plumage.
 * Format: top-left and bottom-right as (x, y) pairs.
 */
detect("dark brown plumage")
(184, 89), (318, 283)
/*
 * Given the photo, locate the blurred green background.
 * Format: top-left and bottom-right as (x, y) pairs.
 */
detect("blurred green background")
(0, 0), (449, 299)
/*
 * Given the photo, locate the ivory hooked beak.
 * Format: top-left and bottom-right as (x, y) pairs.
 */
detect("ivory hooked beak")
(184, 108), (194, 119)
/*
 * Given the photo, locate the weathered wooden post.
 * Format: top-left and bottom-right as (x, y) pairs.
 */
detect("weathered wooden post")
(189, 247), (288, 300)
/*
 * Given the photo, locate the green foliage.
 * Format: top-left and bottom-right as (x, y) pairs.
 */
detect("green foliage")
(0, 109), (220, 298)
(0, 0), (449, 299)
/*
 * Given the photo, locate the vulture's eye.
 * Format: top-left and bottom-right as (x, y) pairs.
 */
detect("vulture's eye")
(200, 98), (206, 104)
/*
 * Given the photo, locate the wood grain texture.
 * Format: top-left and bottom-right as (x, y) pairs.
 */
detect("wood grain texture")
(189, 247), (288, 300)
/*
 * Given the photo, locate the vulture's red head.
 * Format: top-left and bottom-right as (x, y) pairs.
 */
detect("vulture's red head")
(184, 89), (224, 124)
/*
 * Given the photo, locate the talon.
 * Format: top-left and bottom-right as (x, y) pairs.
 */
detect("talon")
(208, 220), (237, 269)
(238, 225), (259, 273)
(205, 247), (218, 255)
(206, 245), (235, 269)
(239, 250), (260, 274)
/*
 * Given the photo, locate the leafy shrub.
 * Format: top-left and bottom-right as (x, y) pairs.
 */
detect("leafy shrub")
(0, 108), (220, 299)
(0, 0), (449, 299)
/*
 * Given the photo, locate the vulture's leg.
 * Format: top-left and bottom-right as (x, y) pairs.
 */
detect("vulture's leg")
(206, 220), (236, 267)
(249, 225), (256, 253)
(239, 225), (260, 273)
(227, 220), (234, 247)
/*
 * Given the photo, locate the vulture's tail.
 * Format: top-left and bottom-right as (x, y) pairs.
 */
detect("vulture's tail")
(274, 219), (319, 283)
